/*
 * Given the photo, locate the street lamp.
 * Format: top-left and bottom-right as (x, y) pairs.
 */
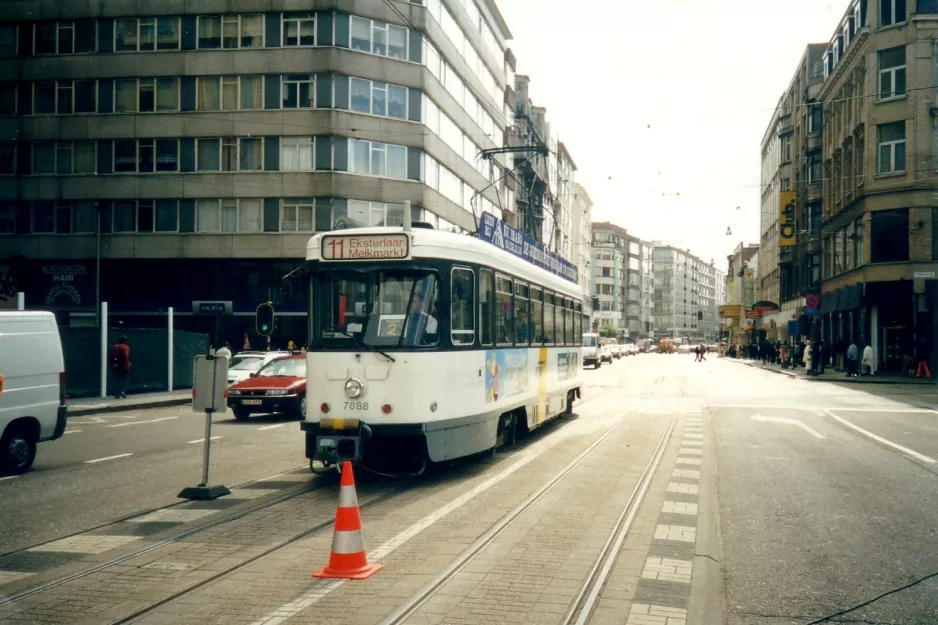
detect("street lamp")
(94, 201), (101, 328)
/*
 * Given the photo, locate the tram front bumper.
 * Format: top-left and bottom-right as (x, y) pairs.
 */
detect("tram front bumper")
(302, 418), (370, 464)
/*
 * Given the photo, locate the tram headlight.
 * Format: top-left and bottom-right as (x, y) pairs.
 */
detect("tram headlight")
(345, 377), (365, 398)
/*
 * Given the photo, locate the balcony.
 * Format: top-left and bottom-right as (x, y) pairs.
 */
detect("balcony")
(807, 132), (822, 153)
(807, 182), (822, 203)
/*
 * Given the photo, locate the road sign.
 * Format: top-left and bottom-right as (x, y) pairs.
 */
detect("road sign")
(914, 271), (935, 279)
(804, 307), (818, 316)
(192, 300), (232, 315)
(804, 294), (819, 309)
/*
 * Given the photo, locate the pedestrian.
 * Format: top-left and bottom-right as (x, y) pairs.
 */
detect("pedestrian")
(817, 340), (826, 374)
(110, 335), (131, 399)
(215, 341), (232, 359)
(835, 336), (846, 372)
(846, 339), (859, 377)
(698, 344), (707, 362)
(803, 339), (813, 375)
(861, 344), (874, 376)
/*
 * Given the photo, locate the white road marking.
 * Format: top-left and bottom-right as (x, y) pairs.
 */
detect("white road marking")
(0, 475), (18, 482)
(751, 414), (826, 440)
(711, 404), (938, 414)
(187, 436), (222, 444)
(27, 534), (139, 554)
(640, 558), (692, 583)
(822, 409), (936, 464)
(655, 524), (697, 542)
(126, 509), (217, 523)
(64, 429), (82, 434)
(106, 416), (177, 428)
(85, 453), (133, 464)
(667, 482), (698, 494)
(250, 433), (563, 625)
(628, 603), (688, 624)
(662, 501), (698, 515)
(258, 423), (288, 431)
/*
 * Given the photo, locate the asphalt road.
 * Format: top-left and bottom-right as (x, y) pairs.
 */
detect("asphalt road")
(709, 360), (938, 625)
(0, 406), (309, 553)
(3, 351), (938, 625)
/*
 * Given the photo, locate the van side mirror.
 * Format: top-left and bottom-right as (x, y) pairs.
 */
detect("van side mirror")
(250, 372), (258, 378)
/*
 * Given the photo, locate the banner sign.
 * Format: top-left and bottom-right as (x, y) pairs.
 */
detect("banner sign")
(779, 191), (796, 247)
(478, 212), (578, 284)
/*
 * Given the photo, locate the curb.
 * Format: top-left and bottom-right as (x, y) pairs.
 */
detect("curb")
(68, 396), (191, 416)
(726, 358), (935, 385)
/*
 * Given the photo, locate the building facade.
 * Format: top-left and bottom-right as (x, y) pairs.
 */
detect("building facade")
(759, 43), (826, 343)
(0, 0), (514, 345)
(722, 243), (760, 345)
(817, 0), (938, 373)
(571, 183), (593, 305)
(590, 221), (653, 339)
(652, 245), (722, 341)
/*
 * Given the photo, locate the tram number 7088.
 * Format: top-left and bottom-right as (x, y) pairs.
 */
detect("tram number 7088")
(344, 401), (369, 411)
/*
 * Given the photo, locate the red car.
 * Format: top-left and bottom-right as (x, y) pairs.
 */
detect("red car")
(226, 354), (307, 420)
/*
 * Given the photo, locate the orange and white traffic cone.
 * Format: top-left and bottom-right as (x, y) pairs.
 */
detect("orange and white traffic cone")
(313, 461), (382, 580)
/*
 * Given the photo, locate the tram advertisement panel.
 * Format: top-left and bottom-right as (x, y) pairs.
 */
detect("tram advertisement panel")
(557, 352), (579, 381)
(485, 349), (530, 403)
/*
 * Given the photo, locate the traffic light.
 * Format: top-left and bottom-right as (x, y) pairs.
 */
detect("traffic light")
(697, 310), (703, 321)
(256, 302), (274, 336)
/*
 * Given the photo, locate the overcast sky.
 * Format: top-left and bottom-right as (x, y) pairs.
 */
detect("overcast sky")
(497, 0), (846, 269)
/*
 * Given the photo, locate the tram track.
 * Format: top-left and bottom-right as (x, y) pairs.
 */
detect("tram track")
(377, 381), (672, 625)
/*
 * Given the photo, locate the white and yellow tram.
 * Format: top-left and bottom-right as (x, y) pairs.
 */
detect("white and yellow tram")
(302, 222), (585, 475)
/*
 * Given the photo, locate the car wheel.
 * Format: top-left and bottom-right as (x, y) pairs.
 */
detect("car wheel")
(0, 424), (37, 475)
(296, 395), (307, 420)
(233, 407), (250, 421)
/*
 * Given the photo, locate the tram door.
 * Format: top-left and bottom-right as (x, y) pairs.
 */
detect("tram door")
(536, 346), (548, 425)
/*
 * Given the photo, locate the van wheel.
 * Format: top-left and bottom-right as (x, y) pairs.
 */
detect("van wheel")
(296, 395), (307, 420)
(233, 408), (250, 421)
(1, 424), (37, 475)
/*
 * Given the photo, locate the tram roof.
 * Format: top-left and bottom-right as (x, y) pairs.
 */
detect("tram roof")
(306, 227), (583, 300)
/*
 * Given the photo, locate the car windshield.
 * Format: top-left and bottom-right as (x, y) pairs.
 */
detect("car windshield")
(256, 358), (305, 377)
(583, 335), (597, 347)
(229, 357), (263, 371)
(316, 269), (440, 347)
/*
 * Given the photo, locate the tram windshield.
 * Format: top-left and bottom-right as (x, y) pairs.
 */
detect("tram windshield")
(316, 269), (440, 348)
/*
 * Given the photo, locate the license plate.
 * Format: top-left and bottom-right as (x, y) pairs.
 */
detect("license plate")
(242, 399), (262, 406)
(318, 438), (335, 447)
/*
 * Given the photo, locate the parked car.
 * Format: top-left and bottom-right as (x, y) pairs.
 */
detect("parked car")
(583, 333), (601, 369)
(600, 345), (614, 364)
(226, 355), (307, 420)
(611, 345), (622, 359)
(226, 351), (291, 387)
(0, 311), (68, 474)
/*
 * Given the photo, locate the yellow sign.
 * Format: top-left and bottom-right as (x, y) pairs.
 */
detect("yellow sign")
(779, 191), (796, 247)
(718, 304), (741, 318)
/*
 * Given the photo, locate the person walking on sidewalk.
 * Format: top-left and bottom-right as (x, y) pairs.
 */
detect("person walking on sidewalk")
(110, 336), (132, 398)
(846, 340), (859, 378)
(215, 341), (232, 359)
(862, 343), (874, 376)
(698, 344), (707, 362)
(803, 339), (813, 375)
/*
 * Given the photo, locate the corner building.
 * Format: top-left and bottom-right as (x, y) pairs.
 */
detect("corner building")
(0, 0), (514, 346)
(818, 0), (938, 373)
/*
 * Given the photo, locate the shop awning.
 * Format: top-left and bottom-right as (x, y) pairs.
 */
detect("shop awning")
(819, 292), (838, 315)
(836, 284), (862, 311)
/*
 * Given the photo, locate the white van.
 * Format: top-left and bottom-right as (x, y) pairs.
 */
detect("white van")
(0, 311), (68, 474)
(582, 332), (601, 369)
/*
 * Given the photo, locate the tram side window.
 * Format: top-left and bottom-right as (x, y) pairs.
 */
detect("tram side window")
(451, 267), (475, 346)
(531, 287), (544, 344)
(479, 269), (493, 346)
(564, 299), (573, 345)
(574, 302), (582, 343)
(495, 275), (513, 345)
(543, 292), (555, 344)
(514, 281), (530, 345)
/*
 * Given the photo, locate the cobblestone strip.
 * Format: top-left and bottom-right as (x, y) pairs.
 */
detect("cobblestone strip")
(630, 406), (704, 616)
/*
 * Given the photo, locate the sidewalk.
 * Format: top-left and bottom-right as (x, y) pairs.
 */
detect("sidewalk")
(67, 389), (192, 416)
(723, 357), (935, 385)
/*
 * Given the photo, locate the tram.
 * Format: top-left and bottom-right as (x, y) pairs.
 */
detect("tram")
(301, 217), (585, 475)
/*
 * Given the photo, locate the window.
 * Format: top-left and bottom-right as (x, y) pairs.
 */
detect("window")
(878, 47), (906, 99)
(222, 14), (264, 48)
(35, 140), (95, 174)
(283, 13), (314, 46)
(479, 269), (494, 346)
(281, 200), (314, 231)
(282, 74), (314, 108)
(807, 154), (821, 184)
(854, 217), (864, 264)
(115, 78), (137, 113)
(113, 201), (136, 232)
(0, 25), (16, 58)
(0, 142), (14, 174)
(155, 139), (179, 172)
(808, 102), (822, 133)
(197, 77), (220, 111)
(75, 80), (96, 112)
(494, 275), (513, 345)
(193, 198), (262, 233)
(196, 76), (260, 111)
(877, 121), (905, 173)
(808, 202), (822, 235)
(240, 137), (263, 171)
(281, 137), (314, 171)
(32, 142), (55, 174)
(32, 202), (55, 232)
(222, 137), (237, 171)
(241, 76), (262, 110)
(350, 77), (407, 119)
(137, 78), (179, 112)
(347, 201), (405, 227)
(871, 209), (908, 262)
(156, 199), (178, 232)
(451, 267), (475, 346)
(564, 300), (574, 345)
(34, 82), (55, 114)
(113, 139), (177, 173)
(0, 84), (14, 115)
(543, 292), (556, 344)
(349, 139), (407, 178)
(116, 17), (179, 51)
(196, 199), (220, 232)
(198, 16), (222, 48)
(514, 281), (529, 345)
(350, 16), (408, 60)
(35, 21), (93, 54)
(880, 0), (906, 27)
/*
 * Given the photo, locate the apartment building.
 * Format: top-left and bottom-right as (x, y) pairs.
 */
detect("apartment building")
(0, 0), (513, 344)
(817, 0), (938, 372)
(571, 183), (594, 305)
(653, 245), (722, 341)
(722, 242), (760, 345)
(758, 43), (827, 342)
(590, 222), (653, 338)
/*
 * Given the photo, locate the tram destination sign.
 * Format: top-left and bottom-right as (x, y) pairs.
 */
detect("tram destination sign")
(320, 233), (410, 261)
(478, 212), (579, 284)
